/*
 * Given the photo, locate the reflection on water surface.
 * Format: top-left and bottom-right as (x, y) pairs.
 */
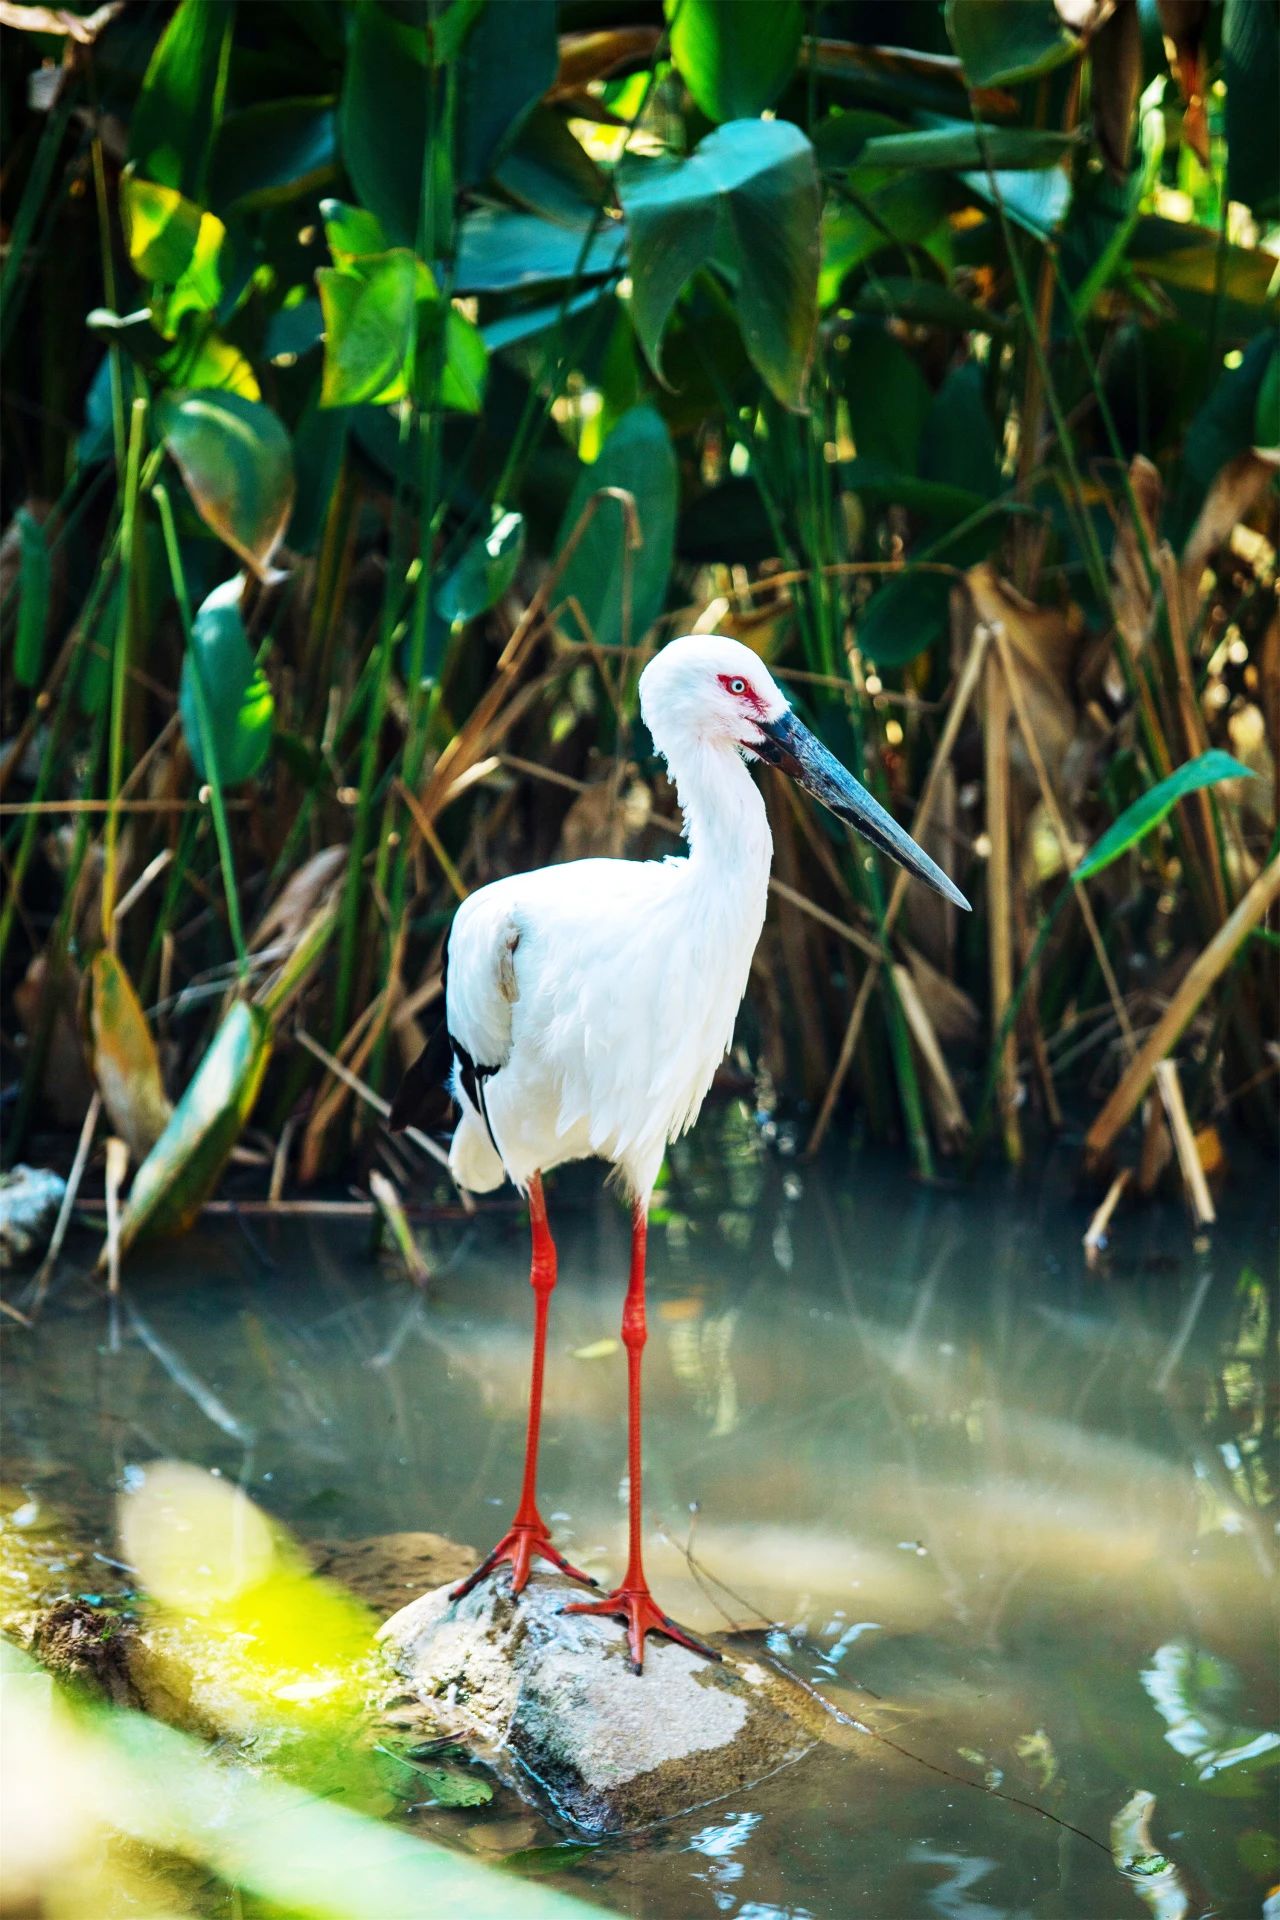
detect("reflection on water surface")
(3, 1130), (1277, 1918)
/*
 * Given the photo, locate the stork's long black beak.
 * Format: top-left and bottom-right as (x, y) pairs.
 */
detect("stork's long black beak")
(757, 709), (971, 911)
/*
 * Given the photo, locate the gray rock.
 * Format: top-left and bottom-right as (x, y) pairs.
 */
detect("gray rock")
(0, 1166), (66, 1270)
(378, 1570), (816, 1834)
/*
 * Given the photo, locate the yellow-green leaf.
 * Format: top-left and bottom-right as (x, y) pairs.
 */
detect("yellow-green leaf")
(155, 391), (295, 576)
(89, 950), (173, 1162)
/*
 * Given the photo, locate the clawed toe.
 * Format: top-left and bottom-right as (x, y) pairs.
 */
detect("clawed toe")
(451, 1518), (597, 1600)
(563, 1583), (721, 1672)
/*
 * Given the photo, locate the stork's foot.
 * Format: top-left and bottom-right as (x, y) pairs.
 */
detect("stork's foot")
(563, 1582), (721, 1674)
(451, 1517), (596, 1601)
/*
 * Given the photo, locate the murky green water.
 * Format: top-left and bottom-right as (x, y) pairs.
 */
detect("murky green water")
(4, 1129), (1277, 1918)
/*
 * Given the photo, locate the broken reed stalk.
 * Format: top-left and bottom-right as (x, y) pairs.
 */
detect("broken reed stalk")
(1154, 1060), (1216, 1230)
(103, 1135), (128, 1296)
(1084, 854), (1280, 1168)
(983, 648), (1022, 1163)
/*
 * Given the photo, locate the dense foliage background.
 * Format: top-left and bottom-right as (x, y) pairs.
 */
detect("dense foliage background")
(2, 0), (1277, 1258)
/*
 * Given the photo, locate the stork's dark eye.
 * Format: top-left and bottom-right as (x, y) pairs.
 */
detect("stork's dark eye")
(728, 677), (747, 695)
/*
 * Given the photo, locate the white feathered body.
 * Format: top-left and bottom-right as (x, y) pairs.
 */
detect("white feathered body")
(446, 720), (775, 1201)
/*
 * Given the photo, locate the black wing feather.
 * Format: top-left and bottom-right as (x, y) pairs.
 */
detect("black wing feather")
(388, 927), (502, 1153)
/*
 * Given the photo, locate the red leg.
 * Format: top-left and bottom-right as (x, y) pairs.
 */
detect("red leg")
(453, 1173), (595, 1600)
(564, 1199), (720, 1672)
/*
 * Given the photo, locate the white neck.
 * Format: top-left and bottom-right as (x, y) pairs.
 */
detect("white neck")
(667, 738), (774, 927)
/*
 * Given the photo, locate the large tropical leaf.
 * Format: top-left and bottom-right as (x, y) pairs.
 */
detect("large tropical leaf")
(128, 0), (233, 199)
(666, 0), (802, 122)
(455, 0), (557, 186)
(617, 119), (821, 410)
(155, 391), (295, 575)
(339, 2), (429, 247)
(554, 405), (677, 650)
(845, 320), (932, 473)
(453, 208), (625, 293)
(944, 0), (1080, 87)
(1075, 752), (1255, 880)
(178, 576), (275, 787)
(1223, 0), (1280, 220)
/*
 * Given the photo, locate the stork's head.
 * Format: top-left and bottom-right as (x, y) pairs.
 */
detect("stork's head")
(639, 634), (970, 911)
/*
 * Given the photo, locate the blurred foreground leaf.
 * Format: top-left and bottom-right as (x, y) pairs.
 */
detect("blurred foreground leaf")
(112, 1000), (271, 1252)
(0, 1640), (608, 1920)
(156, 391), (294, 576)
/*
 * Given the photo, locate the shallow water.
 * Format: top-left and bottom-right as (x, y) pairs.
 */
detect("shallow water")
(4, 1127), (1277, 1919)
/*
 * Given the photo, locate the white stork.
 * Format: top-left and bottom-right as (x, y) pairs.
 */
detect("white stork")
(392, 633), (969, 1669)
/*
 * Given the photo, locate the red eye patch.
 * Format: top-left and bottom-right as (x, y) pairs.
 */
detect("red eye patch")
(717, 672), (766, 716)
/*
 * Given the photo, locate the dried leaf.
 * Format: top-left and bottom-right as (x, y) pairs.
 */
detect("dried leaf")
(1109, 454), (1162, 671)
(552, 26), (662, 95)
(1180, 450), (1280, 624)
(251, 845), (347, 950)
(968, 563), (1083, 793)
(88, 951), (172, 1162)
(1090, 0), (1143, 180)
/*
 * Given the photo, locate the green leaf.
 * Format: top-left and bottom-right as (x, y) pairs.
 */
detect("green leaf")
(857, 569), (952, 669)
(320, 197), (389, 263)
(617, 119), (821, 411)
(159, 322), (260, 400)
(115, 1000), (273, 1250)
(435, 308), (489, 416)
(121, 174), (204, 282)
(860, 121), (1078, 172)
(819, 176), (950, 303)
(454, 208), (625, 293)
(1075, 751), (1255, 881)
(128, 0), (234, 200)
(845, 320), (932, 473)
(1256, 343), (1280, 454)
(959, 162), (1071, 238)
(1223, 0), (1280, 220)
(554, 405), (677, 649)
(156, 391), (295, 576)
(1171, 333), (1277, 547)
(842, 458), (987, 525)
(667, 0), (802, 122)
(339, 3), (429, 247)
(920, 361), (999, 500)
(455, 0), (557, 186)
(848, 275), (1008, 334)
(318, 252), (419, 407)
(437, 509), (525, 628)
(944, 0), (1081, 87)
(210, 98), (337, 213)
(494, 106), (610, 228)
(480, 286), (612, 354)
(179, 576), (275, 787)
(13, 506), (50, 689)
